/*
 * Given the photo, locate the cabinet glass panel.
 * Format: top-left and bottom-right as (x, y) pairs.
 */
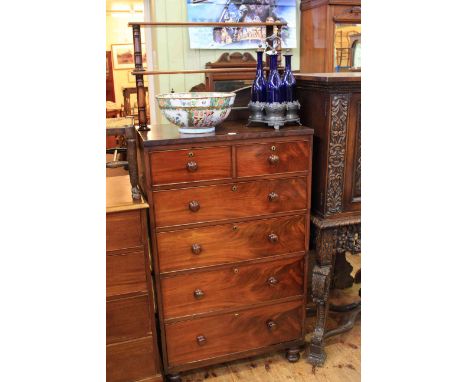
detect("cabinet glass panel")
(334, 23), (361, 72)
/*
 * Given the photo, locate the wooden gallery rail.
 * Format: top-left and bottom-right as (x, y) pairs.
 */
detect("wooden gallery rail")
(128, 21), (287, 131)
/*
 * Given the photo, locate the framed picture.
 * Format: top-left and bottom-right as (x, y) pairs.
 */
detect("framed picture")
(186, 0), (297, 49)
(111, 43), (147, 70)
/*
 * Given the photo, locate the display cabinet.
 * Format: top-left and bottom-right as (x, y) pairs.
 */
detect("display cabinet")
(300, 0), (361, 73)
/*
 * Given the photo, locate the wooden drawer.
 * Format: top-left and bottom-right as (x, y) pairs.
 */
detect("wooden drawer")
(153, 177), (308, 227)
(107, 295), (152, 344)
(107, 210), (143, 252)
(161, 256), (304, 319)
(157, 215), (306, 272)
(149, 146), (231, 185)
(236, 140), (310, 178)
(107, 336), (157, 382)
(107, 251), (147, 298)
(165, 299), (302, 366)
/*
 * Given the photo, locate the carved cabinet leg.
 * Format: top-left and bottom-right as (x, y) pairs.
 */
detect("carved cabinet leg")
(307, 264), (332, 366)
(286, 347), (301, 363)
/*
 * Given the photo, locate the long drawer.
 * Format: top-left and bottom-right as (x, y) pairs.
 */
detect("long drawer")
(165, 299), (303, 366)
(236, 140), (310, 178)
(156, 215), (306, 272)
(153, 177), (308, 227)
(107, 295), (152, 344)
(107, 251), (148, 298)
(161, 255), (304, 319)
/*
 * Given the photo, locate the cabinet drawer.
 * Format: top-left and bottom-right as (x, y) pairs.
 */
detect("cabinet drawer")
(165, 299), (302, 366)
(107, 295), (152, 344)
(107, 251), (148, 298)
(149, 146), (231, 185)
(161, 256), (304, 319)
(107, 210), (143, 252)
(157, 215), (306, 272)
(236, 141), (309, 178)
(153, 177), (308, 227)
(107, 336), (157, 382)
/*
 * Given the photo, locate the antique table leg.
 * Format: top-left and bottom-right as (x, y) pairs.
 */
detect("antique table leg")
(307, 228), (335, 366)
(286, 347), (301, 363)
(166, 373), (181, 382)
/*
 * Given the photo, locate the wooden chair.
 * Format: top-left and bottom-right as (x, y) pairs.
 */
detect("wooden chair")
(106, 117), (141, 200)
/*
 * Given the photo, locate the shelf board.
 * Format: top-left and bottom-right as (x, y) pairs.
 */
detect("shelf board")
(131, 67), (286, 76)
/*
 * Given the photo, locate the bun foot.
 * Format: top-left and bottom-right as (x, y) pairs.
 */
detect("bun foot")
(286, 347), (301, 363)
(166, 373), (181, 382)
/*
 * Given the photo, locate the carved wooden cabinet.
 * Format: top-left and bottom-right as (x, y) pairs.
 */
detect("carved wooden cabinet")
(300, 0), (361, 73)
(296, 73), (361, 365)
(106, 176), (163, 382)
(137, 122), (313, 381)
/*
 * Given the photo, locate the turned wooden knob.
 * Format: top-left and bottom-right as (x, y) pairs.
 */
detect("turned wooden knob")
(268, 233), (279, 243)
(196, 335), (207, 345)
(191, 243), (202, 255)
(268, 154), (280, 165)
(193, 289), (205, 299)
(267, 276), (279, 286)
(188, 200), (200, 212)
(186, 161), (198, 172)
(268, 192), (279, 202)
(266, 319), (278, 331)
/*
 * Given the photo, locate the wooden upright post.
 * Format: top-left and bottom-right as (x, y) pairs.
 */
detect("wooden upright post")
(132, 24), (149, 131)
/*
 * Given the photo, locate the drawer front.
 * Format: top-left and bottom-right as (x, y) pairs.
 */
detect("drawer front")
(107, 210), (142, 252)
(165, 299), (302, 366)
(107, 295), (152, 344)
(236, 140), (310, 178)
(157, 215), (306, 272)
(161, 256), (304, 319)
(107, 251), (148, 298)
(107, 336), (157, 382)
(153, 177), (308, 227)
(150, 146), (231, 185)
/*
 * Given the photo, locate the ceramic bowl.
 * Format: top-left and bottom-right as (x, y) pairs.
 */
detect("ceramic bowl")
(156, 92), (236, 134)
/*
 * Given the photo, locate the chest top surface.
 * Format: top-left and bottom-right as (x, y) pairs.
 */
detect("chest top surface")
(138, 121), (314, 148)
(106, 175), (149, 213)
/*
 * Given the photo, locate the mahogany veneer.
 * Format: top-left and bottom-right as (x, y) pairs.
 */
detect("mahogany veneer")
(137, 122), (314, 379)
(106, 176), (163, 382)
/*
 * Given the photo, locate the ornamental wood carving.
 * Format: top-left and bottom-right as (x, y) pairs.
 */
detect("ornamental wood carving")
(325, 94), (349, 215)
(353, 101), (361, 197)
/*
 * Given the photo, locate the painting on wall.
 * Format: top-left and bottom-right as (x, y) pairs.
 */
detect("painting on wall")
(186, 0), (297, 49)
(111, 44), (147, 70)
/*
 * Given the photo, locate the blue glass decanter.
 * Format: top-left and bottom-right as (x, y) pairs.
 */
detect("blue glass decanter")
(266, 50), (282, 104)
(251, 47), (266, 103)
(281, 50), (297, 102)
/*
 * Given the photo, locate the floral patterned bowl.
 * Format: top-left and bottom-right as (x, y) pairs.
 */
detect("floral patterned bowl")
(156, 92), (236, 134)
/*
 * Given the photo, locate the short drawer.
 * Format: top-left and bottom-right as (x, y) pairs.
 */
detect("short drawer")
(165, 299), (302, 366)
(149, 146), (231, 185)
(153, 177), (308, 227)
(107, 251), (148, 298)
(106, 210), (143, 252)
(157, 215), (306, 272)
(236, 140), (310, 178)
(107, 336), (157, 382)
(107, 295), (152, 344)
(161, 256), (304, 319)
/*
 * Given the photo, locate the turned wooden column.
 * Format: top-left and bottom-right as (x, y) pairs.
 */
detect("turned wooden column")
(132, 24), (149, 131)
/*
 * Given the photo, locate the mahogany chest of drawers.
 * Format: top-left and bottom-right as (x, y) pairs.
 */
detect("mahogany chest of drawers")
(106, 176), (163, 382)
(137, 122), (314, 380)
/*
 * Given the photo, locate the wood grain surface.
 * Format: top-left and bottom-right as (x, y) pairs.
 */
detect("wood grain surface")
(106, 251), (148, 299)
(150, 146), (232, 186)
(161, 256), (304, 319)
(106, 210), (143, 252)
(106, 295), (152, 344)
(165, 299), (303, 366)
(156, 215), (306, 272)
(153, 177), (308, 227)
(236, 141), (310, 178)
